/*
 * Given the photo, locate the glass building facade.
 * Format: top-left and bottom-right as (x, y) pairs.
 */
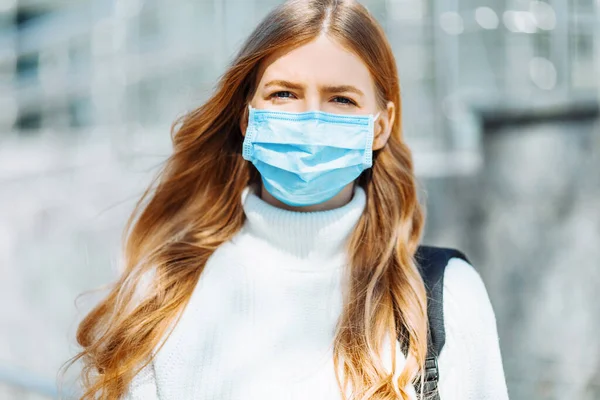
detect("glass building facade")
(2, 0), (598, 173)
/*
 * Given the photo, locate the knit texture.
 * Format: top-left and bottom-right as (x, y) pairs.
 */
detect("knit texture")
(122, 185), (509, 400)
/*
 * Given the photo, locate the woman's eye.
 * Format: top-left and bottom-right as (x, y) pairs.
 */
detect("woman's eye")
(332, 96), (357, 106)
(271, 91), (295, 99)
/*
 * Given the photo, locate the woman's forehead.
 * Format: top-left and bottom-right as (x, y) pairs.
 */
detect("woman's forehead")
(256, 35), (374, 92)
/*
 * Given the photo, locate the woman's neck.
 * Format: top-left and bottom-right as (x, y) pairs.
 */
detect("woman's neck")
(241, 183), (367, 261)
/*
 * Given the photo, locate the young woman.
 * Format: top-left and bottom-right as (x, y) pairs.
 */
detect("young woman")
(64, 0), (509, 399)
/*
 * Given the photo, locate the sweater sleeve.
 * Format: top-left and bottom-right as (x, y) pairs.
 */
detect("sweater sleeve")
(121, 360), (160, 400)
(436, 257), (510, 400)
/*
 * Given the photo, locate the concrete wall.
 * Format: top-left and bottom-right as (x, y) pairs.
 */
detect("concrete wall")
(0, 131), (163, 399)
(423, 117), (600, 399)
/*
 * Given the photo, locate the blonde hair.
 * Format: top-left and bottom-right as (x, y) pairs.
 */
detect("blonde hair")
(61, 0), (428, 398)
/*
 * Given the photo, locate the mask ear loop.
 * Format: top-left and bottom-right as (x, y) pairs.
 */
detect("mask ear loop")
(369, 112), (383, 163)
(246, 104), (254, 125)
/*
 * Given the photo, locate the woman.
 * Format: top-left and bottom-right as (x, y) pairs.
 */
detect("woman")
(64, 0), (509, 399)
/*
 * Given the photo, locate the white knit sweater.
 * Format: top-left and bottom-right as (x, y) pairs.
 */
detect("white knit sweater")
(123, 185), (509, 400)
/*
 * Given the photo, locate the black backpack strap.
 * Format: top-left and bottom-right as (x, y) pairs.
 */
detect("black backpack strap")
(411, 245), (470, 399)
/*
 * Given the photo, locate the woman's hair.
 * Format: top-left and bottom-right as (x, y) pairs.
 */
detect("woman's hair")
(61, 0), (428, 398)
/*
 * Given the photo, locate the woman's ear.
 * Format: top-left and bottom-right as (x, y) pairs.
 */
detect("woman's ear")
(240, 106), (249, 137)
(372, 101), (395, 150)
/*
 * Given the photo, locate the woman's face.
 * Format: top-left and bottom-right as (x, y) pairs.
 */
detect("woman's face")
(240, 34), (396, 211)
(243, 34), (395, 152)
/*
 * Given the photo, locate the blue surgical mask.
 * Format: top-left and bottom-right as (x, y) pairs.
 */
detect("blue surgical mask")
(242, 105), (380, 207)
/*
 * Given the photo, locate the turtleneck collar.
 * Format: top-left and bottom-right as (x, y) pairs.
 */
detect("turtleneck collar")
(240, 184), (367, 261)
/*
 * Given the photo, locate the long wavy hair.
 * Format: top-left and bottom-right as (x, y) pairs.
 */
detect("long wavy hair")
(61, 0), (428, 398)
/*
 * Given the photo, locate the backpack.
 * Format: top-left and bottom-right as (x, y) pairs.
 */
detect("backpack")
(397, 245), (471, 400)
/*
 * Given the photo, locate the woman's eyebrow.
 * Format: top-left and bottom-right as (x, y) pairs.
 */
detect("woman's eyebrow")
(264, 80), (304, 90)
(322, 85), (364, 97)
(264, 80), (364, 96)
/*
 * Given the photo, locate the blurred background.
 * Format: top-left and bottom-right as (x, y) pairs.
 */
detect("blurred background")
(0, 0), (598, 399)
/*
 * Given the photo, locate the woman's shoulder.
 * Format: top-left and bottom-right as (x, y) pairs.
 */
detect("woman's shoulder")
(442, 256), (501, 352)
(443, 257), (495, 320)
(439, 258), (510, 398)
(415, 245), (492, 319)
